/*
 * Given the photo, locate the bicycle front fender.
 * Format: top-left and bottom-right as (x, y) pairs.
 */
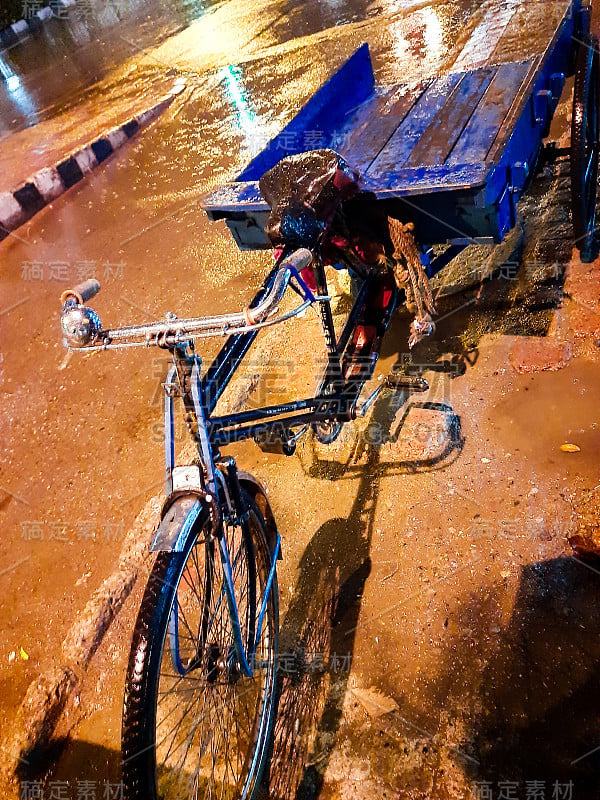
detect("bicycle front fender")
(150, 492), (206, 553)
(150, 477), (281, 558)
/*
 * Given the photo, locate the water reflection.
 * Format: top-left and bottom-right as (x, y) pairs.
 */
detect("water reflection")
(388, 6), (446, 73)
(218, 64), (276, 156)
(0, 54), (37, 122)
(0, 0), (224, 132)
(218, 66), (259, 140)
(420, 6), (444, 58)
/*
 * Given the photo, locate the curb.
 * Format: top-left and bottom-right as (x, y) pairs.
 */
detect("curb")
(2, 328), (279, 781)
(0, 79), (186, 244)
(0, 2), (76, 49)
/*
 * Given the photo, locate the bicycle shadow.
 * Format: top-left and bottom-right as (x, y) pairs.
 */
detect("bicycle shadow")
(264, 433), (377, 800)
(296, 382), (464, 481)
(264, 387), (462, 800)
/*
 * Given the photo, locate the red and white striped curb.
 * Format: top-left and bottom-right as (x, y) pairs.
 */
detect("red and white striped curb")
(0, 79), (186, 243)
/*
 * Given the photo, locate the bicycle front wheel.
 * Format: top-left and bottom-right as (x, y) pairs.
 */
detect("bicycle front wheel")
(122, 493), (279, 800)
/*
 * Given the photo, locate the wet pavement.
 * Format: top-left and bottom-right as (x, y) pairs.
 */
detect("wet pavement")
(1, 0), (600, 798)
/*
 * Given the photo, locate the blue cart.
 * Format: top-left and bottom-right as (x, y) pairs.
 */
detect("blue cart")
(204, 0), (599, 267)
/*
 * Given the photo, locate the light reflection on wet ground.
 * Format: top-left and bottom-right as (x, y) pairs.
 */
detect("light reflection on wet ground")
(1, 0), (600, 798)
(0, 0), (457, 188)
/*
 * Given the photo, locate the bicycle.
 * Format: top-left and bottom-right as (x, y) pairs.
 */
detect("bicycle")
(59, 150), (423, 799)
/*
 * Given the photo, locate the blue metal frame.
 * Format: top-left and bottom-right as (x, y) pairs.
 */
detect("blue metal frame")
(164, 364), (177, 496)
(217, 534), (254, 677)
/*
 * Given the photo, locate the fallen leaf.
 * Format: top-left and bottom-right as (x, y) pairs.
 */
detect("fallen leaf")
(560, 443), (581, 452)
(351, 687), (398, 718)
(19, 647), (28, 661)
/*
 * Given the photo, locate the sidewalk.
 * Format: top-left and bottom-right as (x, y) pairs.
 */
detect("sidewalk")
(0, 70), (179, 196)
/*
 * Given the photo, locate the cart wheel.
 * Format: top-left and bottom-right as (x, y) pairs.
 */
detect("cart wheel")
(571, 34), (600, 263)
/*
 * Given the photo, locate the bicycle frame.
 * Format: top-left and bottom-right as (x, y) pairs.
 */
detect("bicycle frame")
(201, 254), (398, 447)
(162, 349), (281, 679)
(158, 248), (397, 679)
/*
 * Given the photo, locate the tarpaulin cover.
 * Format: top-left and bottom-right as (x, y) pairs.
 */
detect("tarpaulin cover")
(259, 149), (360, 248)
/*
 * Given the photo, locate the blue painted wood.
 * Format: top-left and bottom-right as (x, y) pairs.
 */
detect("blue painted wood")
(204, 160), (490, 219)
(236, 42), (375, 182)
(204, 181), (268, 214)
(367, 73), (463, 175)
(363, 163), (489, 195)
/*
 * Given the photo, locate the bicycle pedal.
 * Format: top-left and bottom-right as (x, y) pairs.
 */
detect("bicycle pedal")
(254, 428), (296, 456)
(385, 373), (429, 392)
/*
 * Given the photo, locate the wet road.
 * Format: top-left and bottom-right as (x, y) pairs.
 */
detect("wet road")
(1, 0), (600, 798)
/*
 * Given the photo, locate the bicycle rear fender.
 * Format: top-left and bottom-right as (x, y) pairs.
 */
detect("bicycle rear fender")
(149, 477), (281, 558)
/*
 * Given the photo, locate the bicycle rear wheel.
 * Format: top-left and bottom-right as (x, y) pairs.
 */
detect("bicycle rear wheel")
(122, 493), (279, 800)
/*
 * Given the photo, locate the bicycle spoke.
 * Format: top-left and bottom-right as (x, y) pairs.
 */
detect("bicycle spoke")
(171, 692), (214, 788)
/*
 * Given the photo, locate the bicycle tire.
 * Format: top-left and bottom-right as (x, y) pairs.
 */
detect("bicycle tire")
(122, 492), (279, 800)
(571, 33), (600, 262)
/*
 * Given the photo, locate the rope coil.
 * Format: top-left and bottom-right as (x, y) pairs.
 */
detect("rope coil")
(388, 217), (437, 348)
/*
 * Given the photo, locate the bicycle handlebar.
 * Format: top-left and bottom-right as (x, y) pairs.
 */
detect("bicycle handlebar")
(59, 248), (315, 350)
(244, 249), (311, 324)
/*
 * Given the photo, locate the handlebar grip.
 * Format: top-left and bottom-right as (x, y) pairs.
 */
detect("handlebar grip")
(60, 278), (101, 306)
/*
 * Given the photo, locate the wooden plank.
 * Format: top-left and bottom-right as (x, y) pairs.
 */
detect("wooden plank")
(362, 162), (489, 197)
(489, 2), (572, 65)
(406, 67), (495, 167)
(366, 72), (463, 177)
(452, 5), (516, 72)
(335, 80), (429, 175)
(447, 60), (532, 165)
